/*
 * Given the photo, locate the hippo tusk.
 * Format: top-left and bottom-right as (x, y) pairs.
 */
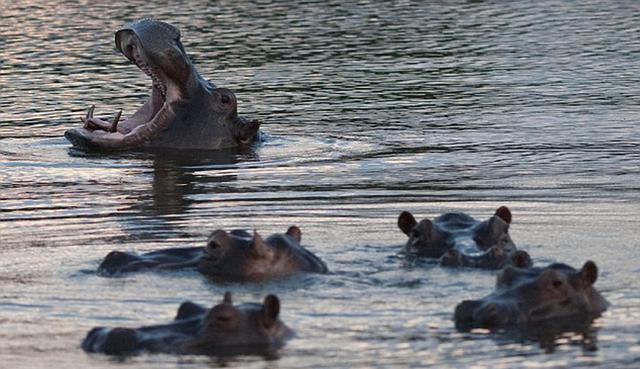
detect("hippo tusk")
(110, 110), (122, 132)
(80, 105), (96, 126)
(65, 102), (176, 151)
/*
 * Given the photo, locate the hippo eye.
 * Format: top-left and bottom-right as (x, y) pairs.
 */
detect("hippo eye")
(411, 230), (420, 238)
(552, 280), (563, 289)
(221, 95), (230, 104)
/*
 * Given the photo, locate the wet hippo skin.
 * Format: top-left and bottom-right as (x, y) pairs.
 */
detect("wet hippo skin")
(97, 226), (328, 281)
(82, 292), (293, 356)
(454, 261), (609, 331)
(65, 19), (260, 151)
(397, 206), (532, 269)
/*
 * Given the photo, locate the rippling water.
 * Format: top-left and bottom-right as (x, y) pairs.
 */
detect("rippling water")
(1, 1), (639, 368)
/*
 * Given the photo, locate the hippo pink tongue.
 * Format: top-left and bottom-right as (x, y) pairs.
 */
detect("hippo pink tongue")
(108, 101), (176, 150)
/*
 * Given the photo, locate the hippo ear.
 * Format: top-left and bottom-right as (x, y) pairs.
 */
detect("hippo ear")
(235, 119), (261, 144)
(579, 261), (598, 286)
(488, 216), (509, 237)
(250, 231), (272, 258)
(286, 226), (302, 243)
(398, 211), (418, 236)
(261, 294), (280, 328)
(222, 291), (233, 305)
(494, 206), (512, 224)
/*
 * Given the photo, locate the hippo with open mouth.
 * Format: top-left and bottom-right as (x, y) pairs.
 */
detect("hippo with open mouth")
(397, 206), (532, 269)
(97, 226), (328, 281)
(65, 19), (260, 151)
(454, 261), (609, 331)
(82, 292), (293, 356)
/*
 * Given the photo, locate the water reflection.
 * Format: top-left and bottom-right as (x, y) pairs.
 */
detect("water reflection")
(140, 148), (254, 215)
(129, 148), (259, 240)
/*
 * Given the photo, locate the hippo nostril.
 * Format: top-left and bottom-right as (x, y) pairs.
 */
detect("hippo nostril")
(478, 303), (501, 325)
(511, 250), (532, 268)
(215, 315), (232, 324)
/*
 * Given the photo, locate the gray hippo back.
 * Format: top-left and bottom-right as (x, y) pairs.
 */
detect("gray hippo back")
(397, 206), (531, 269)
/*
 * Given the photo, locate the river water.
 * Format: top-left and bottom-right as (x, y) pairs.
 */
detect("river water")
(1, 1), (639, 368)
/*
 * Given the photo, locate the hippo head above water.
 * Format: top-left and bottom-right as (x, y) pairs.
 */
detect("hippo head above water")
(454, 261), (609, 331)
(82, 292), (293, 356)
(65, 19), (260, 151)
(198, 226), (329, 281)
(96, 225), (328, 281)
(397, 206), (531, 269)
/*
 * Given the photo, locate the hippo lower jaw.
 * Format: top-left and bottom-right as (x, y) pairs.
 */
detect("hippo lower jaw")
(65, 100), (177, 151)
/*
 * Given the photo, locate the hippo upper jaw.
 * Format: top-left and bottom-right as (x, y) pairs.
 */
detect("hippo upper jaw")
(115, 21), (194, 103)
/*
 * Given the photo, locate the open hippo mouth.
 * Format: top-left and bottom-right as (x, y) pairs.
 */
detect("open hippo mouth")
(65, 18), (261, 152)
(64, 20), (185, 151)
(128, 43), (168, 99)
(111, 24), (179, 131)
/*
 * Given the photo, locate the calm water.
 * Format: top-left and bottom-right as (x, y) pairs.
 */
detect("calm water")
(1, 1), (639, 368)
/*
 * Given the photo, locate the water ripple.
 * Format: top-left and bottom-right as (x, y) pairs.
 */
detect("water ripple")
(1, 1), (639, 368)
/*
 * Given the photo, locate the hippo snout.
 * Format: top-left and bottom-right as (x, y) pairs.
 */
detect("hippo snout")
(101, 328), (139, 355)
(81, 327), (105, 352)
(82, 326), (140, 355)
(454, 300), (516, 330)
(82, 326), (139, 355)
(440, 249), (463, 266)
(473, 303), (513, 327)
(454, 300), (482, 330)
(98, 251), (139, 275)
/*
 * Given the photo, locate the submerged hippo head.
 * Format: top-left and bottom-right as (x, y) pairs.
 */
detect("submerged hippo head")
(65, 18), (260, 151)
(82, 292), (293, 356)
(454, 261), (609, 331)
(397, 206), (531, 269)
(94, 225), (327, 281)
(198, 226), (328, 281)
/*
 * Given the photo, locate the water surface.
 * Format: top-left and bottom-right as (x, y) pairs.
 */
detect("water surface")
(1, 1), (639, 368)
